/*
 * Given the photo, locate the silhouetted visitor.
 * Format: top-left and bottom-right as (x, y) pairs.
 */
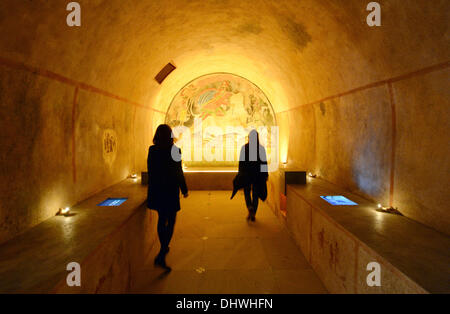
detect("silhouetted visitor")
(147, 124), (188, 271)
(231, 130), (268, 221)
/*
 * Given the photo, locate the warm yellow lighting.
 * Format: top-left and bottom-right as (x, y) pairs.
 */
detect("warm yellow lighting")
(278, 113), (289, 167)
(153, 52), (290, 114)
(184, 169), (237, 173)
(131, 173), (137, 178)
(376, 204), (403, 216)
(58, 207), (70, 216)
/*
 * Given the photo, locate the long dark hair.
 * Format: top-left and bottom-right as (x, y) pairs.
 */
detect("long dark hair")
(246, 129), (263, 162)
(248, 129), (260, 146)
(153, 124), (174, 148)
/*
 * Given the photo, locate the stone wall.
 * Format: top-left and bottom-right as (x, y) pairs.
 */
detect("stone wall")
(0, 0), (448, 242)
(277, 64), (450, 235)
(52, 207), (157, 293)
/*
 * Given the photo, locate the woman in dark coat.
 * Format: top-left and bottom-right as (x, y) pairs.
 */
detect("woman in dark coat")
(147, 124), (188, 271)
(236, 130), (268, 222)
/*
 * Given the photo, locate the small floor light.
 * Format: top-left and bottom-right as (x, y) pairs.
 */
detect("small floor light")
(130, 173), (138, 182)
(57, 207), (71, 216)
(376, 204), (403, 216)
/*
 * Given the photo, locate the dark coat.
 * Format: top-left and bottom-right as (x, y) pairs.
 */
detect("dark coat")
(147, 145), (188, 213)
(231, 143), (268, 200)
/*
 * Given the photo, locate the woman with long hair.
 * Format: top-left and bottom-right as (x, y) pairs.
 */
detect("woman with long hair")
(147, 124), (188, 271)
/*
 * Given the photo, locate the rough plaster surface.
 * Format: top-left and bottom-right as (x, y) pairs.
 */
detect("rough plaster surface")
(0, 67), (75, 242)
(311, 209), (357, 293)
(0, 180), (157, 293)
(286, 181), (449, 293)
(314, 86), (392, 203)
(286, 192), (312, 263)
(392, 69), (450, 235)
(0, 0), (449, 242)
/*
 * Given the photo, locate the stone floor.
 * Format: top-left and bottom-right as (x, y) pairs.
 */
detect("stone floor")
(130, 191), (327, 294)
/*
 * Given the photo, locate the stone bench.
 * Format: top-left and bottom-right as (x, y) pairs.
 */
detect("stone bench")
(142, 168), (237, 190)
(286, 178), (450, 294)
(184, 168), (236, 190)
(0, 179), (157, 293)
(142, 167), (237, 191)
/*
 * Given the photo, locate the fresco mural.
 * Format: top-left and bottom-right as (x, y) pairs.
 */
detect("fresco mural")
(165, 73), (277, 167)
(102, 129), (118, 168)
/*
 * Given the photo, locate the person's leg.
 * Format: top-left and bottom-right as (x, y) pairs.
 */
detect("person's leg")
(246, 184), (258, 221)
(244, 185), (252, 209)
(251, 183), (259, 214)
(157, 211), (168, 257)
(161, 211), (177, 251)
(244, 185), (253, 220)
(155, 211), (172, 270)
(157, 211), (168, 253)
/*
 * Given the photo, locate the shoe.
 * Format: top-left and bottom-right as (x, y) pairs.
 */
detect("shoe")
(247, 206), (256, 222)
(154, 255), (172, 272)
(247, 206), (254, 221)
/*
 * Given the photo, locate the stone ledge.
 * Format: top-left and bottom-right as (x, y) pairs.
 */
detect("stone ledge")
(184, 168), (237, 190)
(0, 179), (157, 293)
(286, 178), (450, 294)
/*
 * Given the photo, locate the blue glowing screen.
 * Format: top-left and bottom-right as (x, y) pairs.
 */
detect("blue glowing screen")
(97, 198), (128, 206)
(320, 196), (358, 206)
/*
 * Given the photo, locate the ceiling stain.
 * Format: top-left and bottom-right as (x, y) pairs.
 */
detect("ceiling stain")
(235, 22), (264, 36)
(276, 15), (312, 52)
(320, 102), (326, 116)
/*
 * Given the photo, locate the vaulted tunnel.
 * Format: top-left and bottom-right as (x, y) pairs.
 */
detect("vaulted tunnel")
(0, 0), (448, 294)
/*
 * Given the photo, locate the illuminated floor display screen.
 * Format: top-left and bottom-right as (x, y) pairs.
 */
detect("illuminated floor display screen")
(320, 196), (358, 206)
(97, 198), (128, 206)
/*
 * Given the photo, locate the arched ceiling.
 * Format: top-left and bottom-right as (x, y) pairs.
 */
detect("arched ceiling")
(0, 0), (448, 113)
(0, 0), (449, 241)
